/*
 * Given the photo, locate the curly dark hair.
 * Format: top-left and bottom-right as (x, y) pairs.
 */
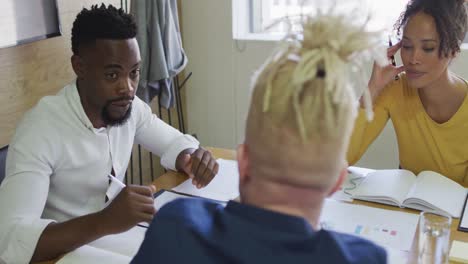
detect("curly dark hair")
(71, 4), (137, 55)
(394, 0), (467, 57)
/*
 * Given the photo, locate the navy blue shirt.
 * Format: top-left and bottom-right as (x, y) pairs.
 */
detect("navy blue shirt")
(132, 199), (387, 264)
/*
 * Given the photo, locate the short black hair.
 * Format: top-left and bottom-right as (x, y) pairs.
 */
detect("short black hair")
(394, 0), (467, 57)
(71, 4), (137, 55)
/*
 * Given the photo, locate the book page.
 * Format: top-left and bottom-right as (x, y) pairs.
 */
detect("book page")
(405, 171), (467, 217)
(349, 169), (416, 206)
(172, 159), (239, 201)
(57, 245), (131, 264)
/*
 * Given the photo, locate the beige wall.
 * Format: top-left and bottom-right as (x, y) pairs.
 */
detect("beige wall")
(0, 0), (121, 148)
(180, 0), (468, 169)
(0, 0), (167, 184)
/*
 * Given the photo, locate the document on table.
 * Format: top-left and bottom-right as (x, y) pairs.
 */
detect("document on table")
(138, 190), (227, 228)
(153, 190), (191, 210)
(329, 166), (375, 202)
(320, 199), (419, 251)
(385, 246), (409, 264)
(57, 226), (146, 264)
(56, 245), (131, 264)
(172, 159), (239, 201)
(449, 240), (468, 263)
(138, 191), (188, 228)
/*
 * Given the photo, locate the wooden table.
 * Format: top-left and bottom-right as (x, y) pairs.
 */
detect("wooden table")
(155, 147), (468, 263)
(36, 147), (236, 264)
(40, 147), (468, 263)
(152, 147), (236, 190)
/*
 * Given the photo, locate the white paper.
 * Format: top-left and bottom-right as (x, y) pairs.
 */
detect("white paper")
(87, 226), (147, 258)
(449, 240), (468, 263)
(329, 167), (375, 202)
(154, 191), (191, 210)
(138, 191), (194, 228)
(384, 246), (409, 264)
(172, 159), (239, 201)
(57, 245), (131, 264)
(320, 199), (419, 251)
(347, 166), (376, 176)
(329, 190), (354, 202)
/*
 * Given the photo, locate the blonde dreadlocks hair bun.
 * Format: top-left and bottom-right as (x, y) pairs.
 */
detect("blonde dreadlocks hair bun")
(245, 10), (387, 187)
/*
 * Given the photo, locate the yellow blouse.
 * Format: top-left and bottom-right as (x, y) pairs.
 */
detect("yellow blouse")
(347, 73), (468, 186)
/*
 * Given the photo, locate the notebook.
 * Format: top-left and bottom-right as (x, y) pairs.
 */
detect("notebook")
(347, 169), (467, 218)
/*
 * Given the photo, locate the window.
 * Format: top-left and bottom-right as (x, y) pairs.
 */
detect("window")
(233, 0), (467, 45)
(0, 0), (61, 48)
(251, 0), (409, 34)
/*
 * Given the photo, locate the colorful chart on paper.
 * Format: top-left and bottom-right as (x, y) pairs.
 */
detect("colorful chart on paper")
(320, 199), (419, 251)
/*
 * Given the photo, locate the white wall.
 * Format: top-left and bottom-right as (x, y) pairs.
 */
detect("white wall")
(180, 0), (468, 168)
(181, 0), (276, 149)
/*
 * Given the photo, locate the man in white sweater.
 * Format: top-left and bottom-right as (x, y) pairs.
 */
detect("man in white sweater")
(0, 4), (218, 263)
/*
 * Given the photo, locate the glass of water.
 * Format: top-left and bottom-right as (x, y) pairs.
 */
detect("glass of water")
(418, 211), (452, 264)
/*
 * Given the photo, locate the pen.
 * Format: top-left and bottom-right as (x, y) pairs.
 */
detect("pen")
(108, 174), (126, 188)
(105, 174), (126, 203)
(388, 36), (399, 80)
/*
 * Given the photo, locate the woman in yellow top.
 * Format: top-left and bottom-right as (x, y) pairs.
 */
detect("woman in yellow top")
(347, 0), (468, 185)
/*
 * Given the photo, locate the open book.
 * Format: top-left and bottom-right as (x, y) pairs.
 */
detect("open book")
(348, 169), (467, 218)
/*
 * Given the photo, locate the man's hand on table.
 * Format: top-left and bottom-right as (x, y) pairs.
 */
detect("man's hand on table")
(176, 147), (219, 189)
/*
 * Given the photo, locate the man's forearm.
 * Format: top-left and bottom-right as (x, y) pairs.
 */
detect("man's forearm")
(31, 211), (108, 262)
